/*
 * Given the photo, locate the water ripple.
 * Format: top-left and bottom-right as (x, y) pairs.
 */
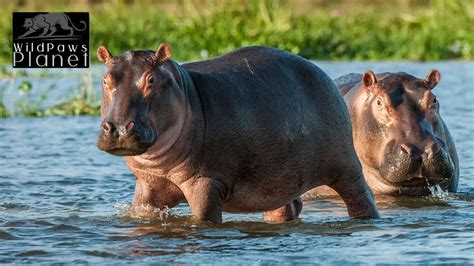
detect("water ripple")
(0, 62), (473, 263)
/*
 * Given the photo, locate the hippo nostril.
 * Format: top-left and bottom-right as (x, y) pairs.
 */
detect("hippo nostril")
(400, 144), (411, 155)
(426, 142), (441, 159)
(102, 122), (115, 133)
(400, 143), (422, 159)
(125, 121), (135, 131)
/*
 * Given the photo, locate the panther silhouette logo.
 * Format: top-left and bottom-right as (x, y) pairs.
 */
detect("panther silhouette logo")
(18, 13), (86, 39)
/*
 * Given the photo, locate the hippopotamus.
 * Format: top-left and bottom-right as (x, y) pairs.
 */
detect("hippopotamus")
(308, 70), (458, 196)
(96, 43), (379, 223)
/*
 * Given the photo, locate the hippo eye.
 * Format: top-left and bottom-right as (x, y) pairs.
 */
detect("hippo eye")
(148, 76), (154, 84)
(376, 99), (383, 107)
(430, 97), (438, 109)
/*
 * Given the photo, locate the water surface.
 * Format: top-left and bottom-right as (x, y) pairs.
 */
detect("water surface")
(0, 62), (473, 264)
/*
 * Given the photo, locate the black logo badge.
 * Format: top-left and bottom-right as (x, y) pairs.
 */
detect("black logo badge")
(12, 12), (89, 68)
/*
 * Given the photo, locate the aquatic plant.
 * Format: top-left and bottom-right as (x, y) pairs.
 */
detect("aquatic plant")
(43, 72), (100, 116)
(2, 74), (100, 117)
(0, 66), (29, 83)
(0, 86), (8, 118)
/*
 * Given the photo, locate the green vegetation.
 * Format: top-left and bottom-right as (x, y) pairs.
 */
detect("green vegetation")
(0, 0), (472, 118)
(0, 72), (100, 118)
(43, 73), (100, 116)
(0, 0), (473, 63)
(0, 88), (8, 117)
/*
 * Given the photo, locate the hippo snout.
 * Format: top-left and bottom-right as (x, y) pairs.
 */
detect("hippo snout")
(97, 120), (156, 156)
(423, 141), (441, 160)
(399, 141), (442, 160)
(101, 120), (135, 139)
(380, 139), (453, 185)
(399, 143), (422, 160)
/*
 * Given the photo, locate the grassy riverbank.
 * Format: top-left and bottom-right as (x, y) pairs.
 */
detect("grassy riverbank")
(0, 0), (472, 117)
(0, 0), (473, 63)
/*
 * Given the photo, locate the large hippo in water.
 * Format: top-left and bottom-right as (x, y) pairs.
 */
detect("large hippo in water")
(309, 70), (458, 196)
(95, 43), (379, 223)
(97, 44), (378, 223)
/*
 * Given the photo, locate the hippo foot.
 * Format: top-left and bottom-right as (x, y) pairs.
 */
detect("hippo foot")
(263, 197), (302, 224)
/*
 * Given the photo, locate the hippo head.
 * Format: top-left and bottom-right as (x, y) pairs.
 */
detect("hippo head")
(351, 70), (456, 194)
(96, 43), (182, 156)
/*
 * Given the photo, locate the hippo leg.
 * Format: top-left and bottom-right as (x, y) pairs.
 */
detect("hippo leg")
(186, 177), (227, 224)
(132, 177), (185, 216)
(329, 174), (380, 219)
(263, 197), (302, 223)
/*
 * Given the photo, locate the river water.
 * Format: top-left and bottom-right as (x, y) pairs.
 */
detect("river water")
(0, 62), (473, 264)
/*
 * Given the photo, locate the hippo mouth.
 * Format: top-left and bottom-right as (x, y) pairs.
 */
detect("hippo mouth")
(107, 147), (148, 156)
(97, 138), (152, 156)
(387, 176), (446, 187)
(376, 175), (450, 195)
(97, 128), (156, 156)
(376, 151), (455, 195)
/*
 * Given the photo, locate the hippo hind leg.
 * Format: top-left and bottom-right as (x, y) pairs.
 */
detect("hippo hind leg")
(329, 172), (380, 219)
(263, 197), (302, 223)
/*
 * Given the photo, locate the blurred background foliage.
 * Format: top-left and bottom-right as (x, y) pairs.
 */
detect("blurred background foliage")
(0, 0), (472, 63)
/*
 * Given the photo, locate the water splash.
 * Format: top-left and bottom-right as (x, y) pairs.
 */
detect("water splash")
(427, 184), (450, 201)
(114, 202), (172, 222)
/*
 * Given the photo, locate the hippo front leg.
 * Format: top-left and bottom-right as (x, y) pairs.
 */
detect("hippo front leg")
(183, 177), (228, 224)
(329, 173), (379, 219)
(263, 197), (302, 224)
(132, 177), (185, 217)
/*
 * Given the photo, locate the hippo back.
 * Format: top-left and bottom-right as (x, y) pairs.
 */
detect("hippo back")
(334, 73), (362, 96)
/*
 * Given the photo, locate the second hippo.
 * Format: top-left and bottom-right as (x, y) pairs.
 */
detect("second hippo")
(309, 70), (458, 196)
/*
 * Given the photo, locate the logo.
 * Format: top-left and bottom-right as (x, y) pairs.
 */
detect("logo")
(12, 12), (89, 68)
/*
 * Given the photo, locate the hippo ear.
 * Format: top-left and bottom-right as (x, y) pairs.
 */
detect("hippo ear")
(362, 71), (378, 88)
(424, 69), (441, 89)
(97, 46), (113, 65)
(155, 43), (172, 64)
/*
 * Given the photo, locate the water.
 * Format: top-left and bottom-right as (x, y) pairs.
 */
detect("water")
(0, 62), (473, 264)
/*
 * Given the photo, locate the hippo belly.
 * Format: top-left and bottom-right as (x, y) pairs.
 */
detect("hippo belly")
(221, 128), (323, 213)
(184, 47), (356, 213)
